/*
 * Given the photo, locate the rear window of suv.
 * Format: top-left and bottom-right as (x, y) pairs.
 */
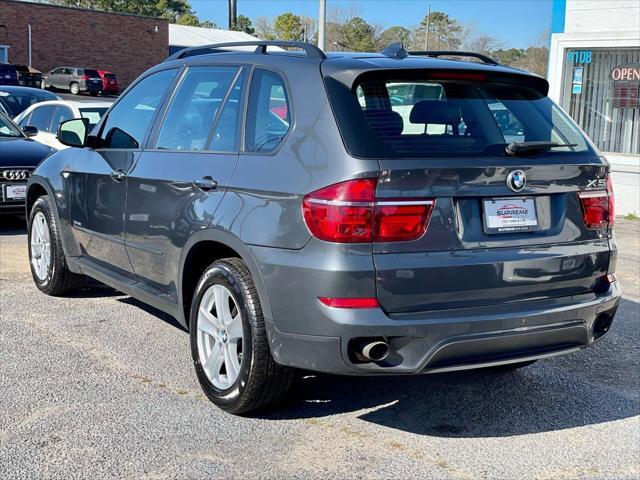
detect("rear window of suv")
(84, 69), (101, 78)
(326, 71), (592, 158)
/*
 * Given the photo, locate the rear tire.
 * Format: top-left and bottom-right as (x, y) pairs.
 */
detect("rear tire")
(70, 82), (79, 95)
(189, 257), (294, 415)
(28, 195), (85, 295)
(90, 91), (98, 97)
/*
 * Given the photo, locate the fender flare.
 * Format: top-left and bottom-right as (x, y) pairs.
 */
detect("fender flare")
(26, 176), (79, 262)
(177, 228), (274, 327)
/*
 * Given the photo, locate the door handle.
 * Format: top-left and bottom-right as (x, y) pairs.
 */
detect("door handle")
(111, 169), (126, 182)
(193, 176), (218, 191)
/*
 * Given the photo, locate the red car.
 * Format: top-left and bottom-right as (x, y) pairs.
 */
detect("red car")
(97, 70), (119, 95)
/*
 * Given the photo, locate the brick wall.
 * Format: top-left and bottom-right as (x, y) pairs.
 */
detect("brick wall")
(0, 0), (169, 88)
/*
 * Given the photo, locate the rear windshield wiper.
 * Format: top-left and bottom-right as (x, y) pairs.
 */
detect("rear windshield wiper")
(506, 141), (577, 156)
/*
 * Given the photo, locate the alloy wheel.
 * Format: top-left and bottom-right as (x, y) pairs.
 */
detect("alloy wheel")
(30, 211), (51, 281)
(196, 284), (244, 390)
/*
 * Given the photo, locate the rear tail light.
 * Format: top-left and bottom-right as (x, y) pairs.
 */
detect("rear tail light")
(578, 175), (615, 229)
(302, 178), (435, 243)
(81, 74), (89, 80)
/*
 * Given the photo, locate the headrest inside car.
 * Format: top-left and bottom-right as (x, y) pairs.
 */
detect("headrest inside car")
(409, 100), (462, 125)
(363, 109), (404, 136)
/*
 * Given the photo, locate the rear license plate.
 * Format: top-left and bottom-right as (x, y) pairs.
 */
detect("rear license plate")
(483, 197), (538, 233)
(6, 185), (27, 200)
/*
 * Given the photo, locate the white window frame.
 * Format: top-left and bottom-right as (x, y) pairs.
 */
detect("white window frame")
(0, 45), (9, 64)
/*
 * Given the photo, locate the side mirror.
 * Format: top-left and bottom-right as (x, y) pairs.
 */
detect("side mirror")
(22, 125), (38, 137)
(57, 118), (89, 147)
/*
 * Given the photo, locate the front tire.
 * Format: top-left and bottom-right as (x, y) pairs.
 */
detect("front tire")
(189, 258), (294, 415)
(28, 195), (85, 295)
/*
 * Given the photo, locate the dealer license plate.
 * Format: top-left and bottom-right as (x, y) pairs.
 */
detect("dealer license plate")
(483, 197), (538, 233)
(6, 185), (27, 200)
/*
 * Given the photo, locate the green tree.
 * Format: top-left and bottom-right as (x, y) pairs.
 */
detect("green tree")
(338, 17), (376, 52)
(413, 11), (462, 50)
(377, 26), (411, 49)
(51, 0), (192, 22)
(273, 13), (304, 41)
(176, 12), (200, 26)
(231, 14), (255, 35)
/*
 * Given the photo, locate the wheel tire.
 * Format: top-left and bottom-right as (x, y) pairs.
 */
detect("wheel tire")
(40, 81), (47, 90)
(90, 91), (98, 97)
(28, 195), (85, 296)
(486, 360), (537, 372)
(189, 257), (294, 415)
(70, 82), (79, 95)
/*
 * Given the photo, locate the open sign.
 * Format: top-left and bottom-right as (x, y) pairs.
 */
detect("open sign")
(611, 64), (640, 81)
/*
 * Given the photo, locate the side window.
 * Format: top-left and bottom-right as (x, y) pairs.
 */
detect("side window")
(245, 69), (291, 153)
(26, 105), (56, 132)
(100, 68), (177, 149)
(156, 66), (239, 151)
(18, 112), (31, 127)
(209, 70), (245, 152)
(50, 106), (74, 133)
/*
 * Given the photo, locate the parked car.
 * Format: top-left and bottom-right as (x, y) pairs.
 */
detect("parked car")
(97, 70), (119, 95)
(42, 67), (102, 95)
(0, 63), (19, 86)
(15, 100), (110, 150)
(0, 85), (61, 117)
(27, 41), (620, 415)
(0, 112), (53, 215)
(14, 65), (43, 89)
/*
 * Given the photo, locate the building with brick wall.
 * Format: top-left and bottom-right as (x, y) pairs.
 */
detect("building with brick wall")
(0, 0), (169, 88)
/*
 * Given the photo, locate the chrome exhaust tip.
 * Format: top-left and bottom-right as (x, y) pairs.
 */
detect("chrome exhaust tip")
(358, 339), (390, 362)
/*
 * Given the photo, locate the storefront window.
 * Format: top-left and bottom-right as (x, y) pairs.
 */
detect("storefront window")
(560, 48), (640, 155)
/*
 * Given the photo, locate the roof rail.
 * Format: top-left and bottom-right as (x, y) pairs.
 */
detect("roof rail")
(380, 42), (408, 59)
(166, 40), (327, 61)
(409, 50), (500, 66)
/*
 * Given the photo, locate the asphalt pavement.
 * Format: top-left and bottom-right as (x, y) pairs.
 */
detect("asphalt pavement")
(0, 216), (638, 479)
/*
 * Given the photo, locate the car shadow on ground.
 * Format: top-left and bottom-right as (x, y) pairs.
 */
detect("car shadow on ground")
(262, 297), (639, 438)
(0, 215), (27, 235)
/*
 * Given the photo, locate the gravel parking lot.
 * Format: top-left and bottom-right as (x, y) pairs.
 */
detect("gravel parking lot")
(1, 216), (638, 479)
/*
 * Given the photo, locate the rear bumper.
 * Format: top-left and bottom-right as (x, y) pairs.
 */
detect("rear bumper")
(264, 281), (621, 375)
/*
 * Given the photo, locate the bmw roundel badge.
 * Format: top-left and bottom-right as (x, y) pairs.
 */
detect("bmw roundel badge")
(507, 170), (527, 192)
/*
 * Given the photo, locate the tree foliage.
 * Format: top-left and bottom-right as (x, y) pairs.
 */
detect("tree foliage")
(377, 26), (412, 49)
(273, 13), (304, 41)
(231, 15), (255, 35)
(338, 17), (377, 52)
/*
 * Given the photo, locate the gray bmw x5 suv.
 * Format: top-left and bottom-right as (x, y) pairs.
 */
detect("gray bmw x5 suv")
(26, 41), (621, 414)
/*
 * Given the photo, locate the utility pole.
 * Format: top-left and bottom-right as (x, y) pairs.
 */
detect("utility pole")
(318, 0), (326, 50)
(424, 3), (431, 50)
(228, 0), (237, 29)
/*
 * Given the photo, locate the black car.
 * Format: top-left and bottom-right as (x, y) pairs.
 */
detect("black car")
(0, 63), (19, 86)
(0, 86), (61, 117)
(0, 112), (52, 215)
(42, 67), (102, 95)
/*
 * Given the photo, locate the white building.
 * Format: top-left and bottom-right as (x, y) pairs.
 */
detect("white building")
(168, 24), (260, 56)
(548, 0), (639, 215)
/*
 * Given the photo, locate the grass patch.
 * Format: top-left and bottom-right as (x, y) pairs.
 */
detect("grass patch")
(623, 212), (639, 221)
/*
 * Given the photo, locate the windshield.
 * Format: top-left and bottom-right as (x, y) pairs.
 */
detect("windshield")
(0, 113), (24, 138)
(326, 73), (593, 158)
(0, 90), (58, 116)
(80, 107), (108, 127)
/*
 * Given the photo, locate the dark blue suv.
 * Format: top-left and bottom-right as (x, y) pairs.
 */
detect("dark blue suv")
(26, 42), (620, 414)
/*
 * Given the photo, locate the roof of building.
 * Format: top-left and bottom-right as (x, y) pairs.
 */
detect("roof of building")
(168, 25), (260, 50)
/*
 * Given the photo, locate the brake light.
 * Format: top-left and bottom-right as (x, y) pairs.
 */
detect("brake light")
(302, 179), (435, 243)
(318, 297), (380, 308)
(578, 175), (615, 229)
(81, 74), (89, 80)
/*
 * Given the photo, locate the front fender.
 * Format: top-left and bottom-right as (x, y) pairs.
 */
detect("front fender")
(27, 148), (83, 260)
